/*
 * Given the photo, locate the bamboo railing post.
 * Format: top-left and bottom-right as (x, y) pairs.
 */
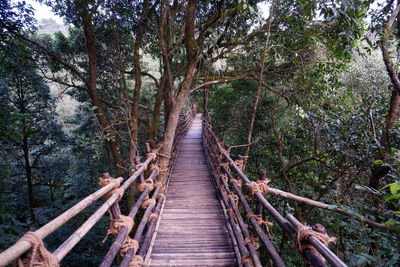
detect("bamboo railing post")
(100, 168), (159, 267)
(134, 157), (145, 184)
(202, 135), (252, 267)
(255, 170), (267, 216)
(202, 116), (339, 267)
(119, 185), (162, 267)
(0, 180), (120, 266)
(218, 166), (285, 267)
(287, 215), (347, 267)
(102, 173), (122, 221)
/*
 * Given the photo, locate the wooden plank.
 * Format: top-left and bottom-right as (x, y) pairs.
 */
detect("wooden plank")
(146, 114), (237, 267)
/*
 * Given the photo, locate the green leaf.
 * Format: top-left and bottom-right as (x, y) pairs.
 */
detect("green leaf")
(374, 160), (383, 165)
(385, 194), (400, 201)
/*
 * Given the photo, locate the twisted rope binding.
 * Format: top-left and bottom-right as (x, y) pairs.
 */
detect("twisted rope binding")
(102, 215), (134, 243)
(99, 177), (125, 200)
(231, 178), (242, 188)
(241, 255), (253, 266)
(248, 179), (271, 199)
(120, 238), (139, 257)
(228, 192), (239, 206)
(17, 232), (59, 267)
(138, 178), (154, 193)
(147, 213), (159, 224)
(141, 198), (156, 209)
(128, 255), (144, 267)
(295, 224), (336, 255)
(246, 213), (273, 232)
(135, 163), (146, 170)
(151, 165), (160, 175)
(244, 235), (260, 250)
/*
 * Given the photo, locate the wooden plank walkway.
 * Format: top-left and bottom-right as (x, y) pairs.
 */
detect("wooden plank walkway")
(145, 114), (238, 267)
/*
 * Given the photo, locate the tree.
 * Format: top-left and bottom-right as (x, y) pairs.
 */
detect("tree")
(0, 38), (67, 224)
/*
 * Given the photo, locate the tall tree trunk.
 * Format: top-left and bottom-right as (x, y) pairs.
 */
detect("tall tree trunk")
(243, 4), (274, 170)
(370, 88), (400, 189)
(148, 74), (166, 141)
(370, 3), (400, 189)
(22, 133), (36, 224)
(129, 0), (149, 166)
(82, 13), (125, 176)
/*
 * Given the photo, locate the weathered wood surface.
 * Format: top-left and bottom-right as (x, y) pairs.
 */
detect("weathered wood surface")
(146, 115), (237, 266)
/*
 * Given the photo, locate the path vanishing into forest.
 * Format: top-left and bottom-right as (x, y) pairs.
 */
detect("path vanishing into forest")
(145, 114), (238, 266)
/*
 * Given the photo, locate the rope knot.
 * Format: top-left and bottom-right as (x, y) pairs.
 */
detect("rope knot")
(128, 255), (144, 267)
(246, 213), (273, 232)
(248, 179), (270, 198)
(244, 235), (260, 250)
(17, 231), (59, 267)
(141, 198), (156, 209)
(138, 178), (154, 193)
(148, 213), (159, 224)
(295, 224), (336, 254)
(120, 238), (139, 257)
(99, 177), (125, 200)
(103, 215), (134, 243)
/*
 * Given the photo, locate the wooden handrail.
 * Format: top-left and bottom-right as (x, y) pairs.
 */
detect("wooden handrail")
(202, 114), (347, 267)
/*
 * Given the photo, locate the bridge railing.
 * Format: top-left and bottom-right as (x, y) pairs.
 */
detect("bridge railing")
(0, 108), (195, 267)
(202, 112), (347, 267)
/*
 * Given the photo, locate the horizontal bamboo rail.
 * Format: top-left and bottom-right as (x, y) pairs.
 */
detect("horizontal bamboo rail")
(0, 180), (117, 266)
(202, 113), (347, 267)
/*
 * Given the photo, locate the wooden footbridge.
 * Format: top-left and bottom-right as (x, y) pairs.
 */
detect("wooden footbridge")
(0, 110), (347, 267)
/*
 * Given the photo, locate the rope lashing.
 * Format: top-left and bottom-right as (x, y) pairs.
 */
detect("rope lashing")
(246, 213), (273, 232)
(234, 159), (244, 171)
(103, 215), (134, 243)
(141, 198), (156, 209)
(295, 224), (336, 254)
(248, 179), (271, 198)
(244, 235), (260, 250)
(231, 178), (242, 188)
(99, 177), (125, 200)
(227, 207), (239, 224)
(148, 213), (158, 224)
(138, 178), (154, 193)
(120, 238), (139, 257)
(240, 255), (253, 266)
(151, 165), (160, 175)
(128, 255), (144, 267)
(17, 232), (59, 267)
(156, 186), (166, 199)
(228, 192), (239, 206)
(219, 173), (228, 183)
(219, 162), (230, 172)
(151, 149), (171, 160)
(146, 152), (157, 160)
(135, 163), (146, 170)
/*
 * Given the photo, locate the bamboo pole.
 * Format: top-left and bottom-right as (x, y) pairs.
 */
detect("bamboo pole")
(202, 134), (253, 267)
(265, 186), (388, 230)
(287, 215), (347, 267)
(205, 131), (285, 267)
(119, 185), (161, 267)
(0, 182), (116, 267)
(137, 196), (165, 257)
(100, 168), (158, 267)
(203, 118), (330, 267)
(219, 166), (285, 267)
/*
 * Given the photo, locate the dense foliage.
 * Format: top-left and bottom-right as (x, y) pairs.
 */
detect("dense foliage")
(0, 0), (399, 266)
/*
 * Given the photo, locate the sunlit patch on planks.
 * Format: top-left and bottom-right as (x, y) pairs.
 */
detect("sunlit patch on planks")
(146, 115), (238, 266)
